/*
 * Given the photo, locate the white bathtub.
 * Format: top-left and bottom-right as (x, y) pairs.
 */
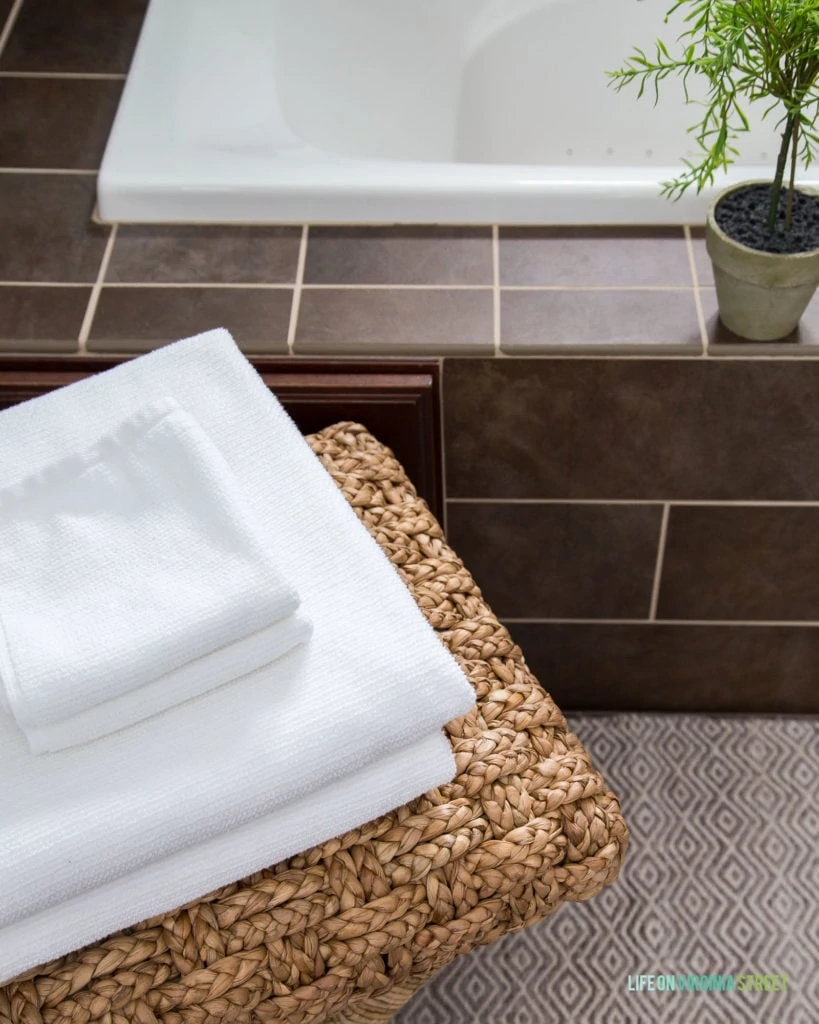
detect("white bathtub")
(98, 0), (813, 224)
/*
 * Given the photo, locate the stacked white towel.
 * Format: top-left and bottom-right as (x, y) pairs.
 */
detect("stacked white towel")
(0, 328), (476, 984)
(0, 395), (310, 753)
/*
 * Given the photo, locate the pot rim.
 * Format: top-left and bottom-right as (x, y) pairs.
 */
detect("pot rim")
(706, 179), (819, 261)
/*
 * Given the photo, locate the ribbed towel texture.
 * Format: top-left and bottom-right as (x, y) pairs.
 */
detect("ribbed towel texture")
(0, 328), (476, 983)
(0, 732), (454, 983)
(0, 395), (308, 753)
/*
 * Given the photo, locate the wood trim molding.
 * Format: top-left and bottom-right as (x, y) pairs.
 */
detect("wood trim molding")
(0, 356), (444, 521)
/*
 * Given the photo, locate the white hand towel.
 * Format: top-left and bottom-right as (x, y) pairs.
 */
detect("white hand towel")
(0, 730), (456, 984)
(0, 395), (305, 752)
(0, 329), (476, 930)
(14, 613), (313, 754)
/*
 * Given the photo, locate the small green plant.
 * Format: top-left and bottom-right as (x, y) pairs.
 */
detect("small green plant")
(607, 0), (819, 232)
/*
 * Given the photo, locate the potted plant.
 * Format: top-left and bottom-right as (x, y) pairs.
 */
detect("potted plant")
(608, 0), (819, 341)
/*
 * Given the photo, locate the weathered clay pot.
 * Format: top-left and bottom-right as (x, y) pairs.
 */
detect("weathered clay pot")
(705, 180), (819, 341)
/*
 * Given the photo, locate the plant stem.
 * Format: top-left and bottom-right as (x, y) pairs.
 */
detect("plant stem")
(767, 114), (794, 230)
(786, 115), (799, 233)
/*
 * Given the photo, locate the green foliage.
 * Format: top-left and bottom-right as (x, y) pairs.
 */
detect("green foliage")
(607, 0), (819, 231)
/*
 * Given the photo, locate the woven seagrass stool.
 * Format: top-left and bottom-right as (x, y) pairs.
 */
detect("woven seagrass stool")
(0, 423), (628, 1024)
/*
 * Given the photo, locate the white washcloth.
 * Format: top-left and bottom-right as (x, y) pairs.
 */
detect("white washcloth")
(0, 329), (476, 934)
(0, 395), (306, 753)
(0, 730), (456, 984)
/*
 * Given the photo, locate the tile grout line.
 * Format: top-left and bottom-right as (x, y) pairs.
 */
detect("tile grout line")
(77, 223), (117, 352)
(286, 225), (308, 355)
(0, 0), (23, 59)
(501, 617), (819, 627)
(447, 497), (819, 507)
(0, 70), (127, 79)
(684, 224), (709, 357)
(438, 358), (448, 536)
(491, 225), (501, 356)
(648, 503), (670, 620)
(0, 167), (98, 175)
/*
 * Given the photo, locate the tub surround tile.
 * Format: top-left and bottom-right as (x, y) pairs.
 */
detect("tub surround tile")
(700, 287), (819, 354)
(294, 288), (493, 355)
(443, 359), (819, 500)
(500, 289), (702, 354)
(0, 0), (148, 73)
(499, 227), (692, 287)
(0, 1), (14, 30)
(658, 506), (819, 622)
(689, 226), (714, 285)
(0, 174), (110, 282)
(0, 78), (123, 170)
(509, 622), (819, 713)
(304, 227), (493, 286)
(107, 225), (303, 284)
(88, 287), (292, 354)
(0, 286), (87, 350)
(446, 502), (662, 619)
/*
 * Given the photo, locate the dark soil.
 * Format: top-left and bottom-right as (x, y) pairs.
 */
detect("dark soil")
(715, 183), (819, 254)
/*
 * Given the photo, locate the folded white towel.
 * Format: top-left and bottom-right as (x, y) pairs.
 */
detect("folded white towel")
(0, 329), (476, 935)
(0, 395), (305, 752)
(0, 731), (455, 984)
(14, 613), (313, 754)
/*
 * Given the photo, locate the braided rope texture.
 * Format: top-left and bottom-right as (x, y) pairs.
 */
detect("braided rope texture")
(0, 423), (628, 1024)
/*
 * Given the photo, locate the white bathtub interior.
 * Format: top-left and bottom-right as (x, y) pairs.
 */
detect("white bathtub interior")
(98, 0), (817, 224)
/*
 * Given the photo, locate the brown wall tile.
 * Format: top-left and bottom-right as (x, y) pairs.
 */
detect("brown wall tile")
(510, 622), (819, 713)
(0, 0), (148, 73)
(295, 288), (493, 355)
(107, 226), (302, 284)
(659, 506), (819, 622)
(443, 359), (819, 500)
(0, 174), (109, 282)
(500, 289), (701, 353)
(304, 227), (492, 285)
(500, 227), (692, 286)
(0, 78), (123, 169)
(88, 287), (291, 354)
(0, 285), (87, 350)
(447, 502), (662, 618)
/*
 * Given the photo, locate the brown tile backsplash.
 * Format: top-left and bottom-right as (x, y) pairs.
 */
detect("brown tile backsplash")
(107, 225), (302, 284)
(0, 285), (88, 350)
(0, 174), (110, 282)
(510, 622), (819, 713)
(500, 227), (692, 287)
(304, 227), (493, 286)
(0, 78), (123, 169)
(295, 288), (494, 355)
(446, 502), (662, 619)
(0, 0), (148, 73)
(88, 286), (291, 354)
(500, 289), (702, 354)
(658, 506), (819, 622)
(444, 359), (819, 500)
